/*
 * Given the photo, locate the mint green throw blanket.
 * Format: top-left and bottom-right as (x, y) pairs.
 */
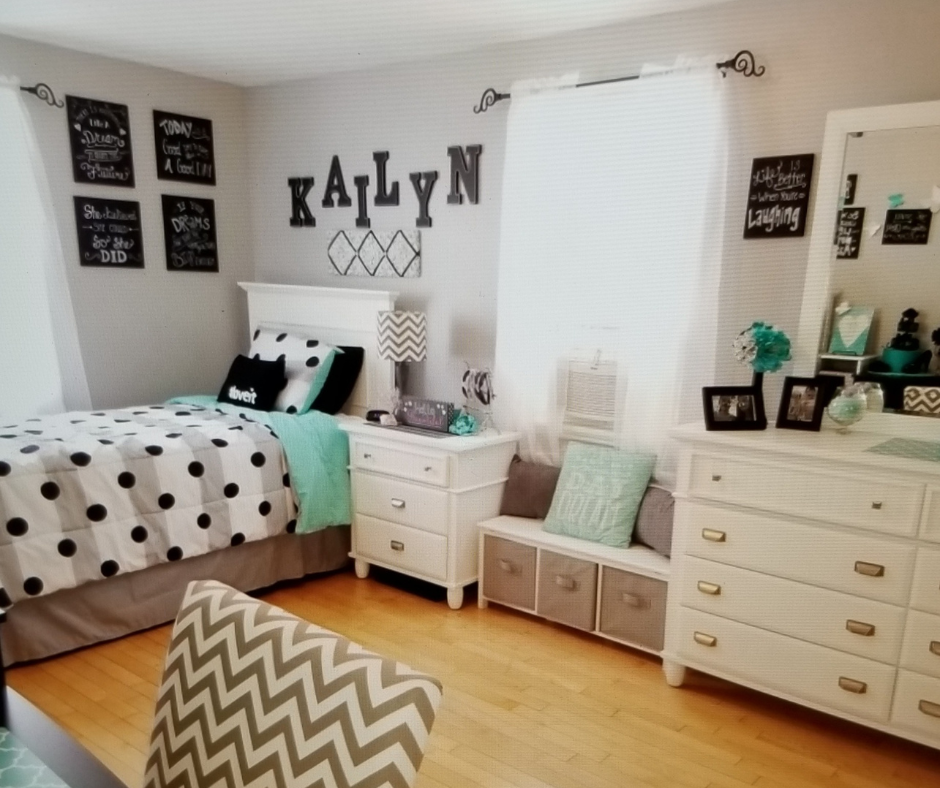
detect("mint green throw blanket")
(169, 396), (350, 533)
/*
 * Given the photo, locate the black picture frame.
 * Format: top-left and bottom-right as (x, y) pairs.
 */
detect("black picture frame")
(65, 95), (135, 187)
(776, 376), (828, 431)
(153, 110), (216, 185)
(702, 386), (767, 431)
(73, 196), (144, 268)
(161, 195), (219, 272)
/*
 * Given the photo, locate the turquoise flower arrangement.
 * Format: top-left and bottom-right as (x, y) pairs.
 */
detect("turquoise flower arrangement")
(733, 321), (792, 385)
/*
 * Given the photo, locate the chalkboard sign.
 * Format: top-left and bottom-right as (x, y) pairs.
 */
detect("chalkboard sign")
(162, 195), (219, 272)
(835, 207), (865, 259)
(882, 209), (932, 245)
(743, 153), (815, 238)
(843, 173), (858, 206)
(73, 196), (144, 268)
(153, 110), (216, 185)
(66, 95), (135, 186)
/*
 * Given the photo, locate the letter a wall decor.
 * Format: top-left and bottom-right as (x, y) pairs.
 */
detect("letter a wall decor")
(327, 230), (420, 278)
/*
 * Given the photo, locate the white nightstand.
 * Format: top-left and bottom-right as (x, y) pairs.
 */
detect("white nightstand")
(339, 421), (518, 609)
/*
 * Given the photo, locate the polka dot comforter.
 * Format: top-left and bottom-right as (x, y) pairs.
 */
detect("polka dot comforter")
(0, 403), (297, 607)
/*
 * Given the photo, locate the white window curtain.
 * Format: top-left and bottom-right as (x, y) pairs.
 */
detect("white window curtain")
(0, 78), (90, 419)
(492, 63), (727, 485)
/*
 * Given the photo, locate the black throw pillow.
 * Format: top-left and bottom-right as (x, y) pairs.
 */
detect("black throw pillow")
(310, 346), (364, 415)
(217, 355), (286, 411)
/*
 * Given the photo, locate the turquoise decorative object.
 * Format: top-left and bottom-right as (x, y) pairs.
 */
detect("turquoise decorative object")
(448, 410), (478, 435)
(826, 385), (867, 432)
(881, 347), (923, 373)
(828, 304), (875, 356)
(733, 321), (792, 374)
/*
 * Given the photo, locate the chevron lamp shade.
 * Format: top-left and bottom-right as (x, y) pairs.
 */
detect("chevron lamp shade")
(377, 311), (427, 362)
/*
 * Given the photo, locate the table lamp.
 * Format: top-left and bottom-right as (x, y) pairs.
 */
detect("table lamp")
(377, 310), (427, 416)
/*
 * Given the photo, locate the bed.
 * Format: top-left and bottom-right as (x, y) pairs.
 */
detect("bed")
(0, 283), (397, 665)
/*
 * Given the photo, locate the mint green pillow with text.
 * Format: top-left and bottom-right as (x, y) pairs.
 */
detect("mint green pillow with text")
(542, 443), (655, 547)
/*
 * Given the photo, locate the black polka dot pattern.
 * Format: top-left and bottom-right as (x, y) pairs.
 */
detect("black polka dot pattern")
(118, 472), (136, 489)
(175, 411), (190, 417)
(0, 588), (11, 608)
(101, 560), (119, 577)
(253, 329), (261, 340)
(305, 356), (320, 368)
(197, 513), (212, 529)
(158, 493), (175, 510)
(276, 332), (288, 342)
(188, 461), (205, 477)
(99, 439), (113, 445)
(58, 539), (77, 557)
(283, 473), (291, 488)
(0, 462), (10, 477)
(224, 483), (239, 498)
(145, 445), (164, 456)
(6, 518), (28, 537)
(131, 525), (148, 543)
(70, 452), (91, 466)
(258, 501), (272, 516)
(167, 546), (183, 561)
(87, 504), (107, 522)
(211, 439), (228, 448)
(20, 445), (39, 454)
(24, 577), (43, 596)
(286, 406), (298, 415)
(306, 339), (319, 348)
(286, 519), (297, 534)
(41, 481), (60, 500)
(251, 452), (266, 467)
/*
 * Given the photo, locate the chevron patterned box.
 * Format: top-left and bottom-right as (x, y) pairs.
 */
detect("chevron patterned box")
(904, 385), (940, 416)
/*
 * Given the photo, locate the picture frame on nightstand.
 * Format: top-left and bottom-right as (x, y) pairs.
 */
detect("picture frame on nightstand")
(702, 385), (767, 431)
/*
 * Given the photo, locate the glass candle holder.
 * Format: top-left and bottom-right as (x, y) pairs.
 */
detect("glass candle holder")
(826, 386), (868, 433)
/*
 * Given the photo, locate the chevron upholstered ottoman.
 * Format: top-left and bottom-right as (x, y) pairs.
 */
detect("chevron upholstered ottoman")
(144, 580), (442, 788)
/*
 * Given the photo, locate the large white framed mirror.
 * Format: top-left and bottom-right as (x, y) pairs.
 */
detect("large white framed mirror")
(796, 99), (940, 432)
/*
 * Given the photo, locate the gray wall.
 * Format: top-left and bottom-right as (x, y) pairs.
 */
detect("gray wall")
(246, 0), (940, 409)
(1, 35), (252, 409)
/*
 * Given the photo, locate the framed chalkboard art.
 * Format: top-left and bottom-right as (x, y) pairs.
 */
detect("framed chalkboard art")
(153, 110), (216, 185)
(161, 195), (219, 272)
(73, 197), (144, 268)
(882, 209), (932, 245)
(65, 95), (135, 187)
(743, 153), (815, 238)
(835, 207), (865, 259)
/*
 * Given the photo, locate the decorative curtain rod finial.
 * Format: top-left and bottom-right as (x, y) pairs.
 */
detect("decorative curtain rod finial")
(716, 50), (765, 78)
(20, 82), (64, 107)
(473, 87), (510, 114)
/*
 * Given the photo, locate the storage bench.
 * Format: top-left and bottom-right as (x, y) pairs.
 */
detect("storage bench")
(478, 516), (671, 655)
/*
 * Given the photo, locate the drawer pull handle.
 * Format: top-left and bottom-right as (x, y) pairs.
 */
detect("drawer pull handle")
(697, 581), (721, 596)
(424, 466), (433, 472)
(390, 498), (406, 509)
(838, 677), (867, 694)
(854, 561), (885, 578)
(693, 631), (717, 647)
(701, 528), (726, 543)
(871, 501), (883, 510)
(363, 452), (373, 459)
(919, 700), (940, 718)
(711, 474), (722, 482)
(555, 575), (576, 590)
(390, 540), (404, 552)
(621, 592), (650, 609)
(846, 620), (875, 637)
(929, 640), (940, 657)
(498, 559), (515, 574)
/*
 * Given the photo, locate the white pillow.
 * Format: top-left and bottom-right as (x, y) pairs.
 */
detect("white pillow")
(249, 326), (336, 413)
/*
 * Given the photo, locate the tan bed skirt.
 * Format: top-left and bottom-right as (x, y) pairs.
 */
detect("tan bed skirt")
(2, 525), (350, 666)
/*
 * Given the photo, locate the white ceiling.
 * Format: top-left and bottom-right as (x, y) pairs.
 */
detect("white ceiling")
(0, 0), (732, 87)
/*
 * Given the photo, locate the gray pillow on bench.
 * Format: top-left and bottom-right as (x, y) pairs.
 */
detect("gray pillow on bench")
(633, 485), (675, 557)
(499, 454), (561, 520)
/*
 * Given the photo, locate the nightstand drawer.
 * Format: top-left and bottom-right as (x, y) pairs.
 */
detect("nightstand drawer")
(689, 455), (922, 536)
(900, 610), (940, 678)
(354, 473), (449, 535)
(537, 551), (597, 631)
(352, 441), (450, 487)
(911, 547), (940, 615)
(681, 556), (904, 664)
(891, 670), (940, 741)
(355, 515), (447, 581)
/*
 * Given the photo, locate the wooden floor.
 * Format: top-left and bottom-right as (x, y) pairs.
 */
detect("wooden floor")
(8, 568), (940, 788)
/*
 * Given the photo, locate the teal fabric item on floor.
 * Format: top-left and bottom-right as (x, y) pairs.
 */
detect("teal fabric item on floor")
(0, 728), (70, 788)
(866, 437), (940, 463)
(169, 396), (351, 532)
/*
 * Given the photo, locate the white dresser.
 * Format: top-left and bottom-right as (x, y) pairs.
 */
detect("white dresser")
(340, 421), (517, 609)
(665, 422), (940, 749)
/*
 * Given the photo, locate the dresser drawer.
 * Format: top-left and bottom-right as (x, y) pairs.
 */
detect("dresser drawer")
(537, 551), (598, 631)
(676, 608), (895, 723)
(355, 515), (447, 581)
(689, 455), (922, 536)
(681, 557), (904, 664)
(681, 502), (916, 606)
(354, 473), (449, 535)
(911, 547), (940, 614)
(482, 536), (536, 611)
(352, 440), (450, 487)
(599, 567), (667, 651)
(900, 610), (940, 679)
(921, 487), (940, 544)
(890, 670), (940, 742)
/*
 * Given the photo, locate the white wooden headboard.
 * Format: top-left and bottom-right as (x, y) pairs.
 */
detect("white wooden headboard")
(238, 282), (397, 418)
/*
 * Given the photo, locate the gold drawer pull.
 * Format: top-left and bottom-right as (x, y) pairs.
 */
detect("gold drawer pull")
(498, 559), (515, 573)
(871, 501), (883, 510)
(711, 474), (722, 482)
(621, 592), (650, 609)
(555, 575), (576, 590)
(919, 700), (940, 718)
(701, 528), (726, 543)
(929, 640), (940, 657)
(854, 561), (885, 578)
(838, 677), (867, 694)
(390, 540), (404, 552)
(693, 631), (717, 647)
(697, 581), (721, 596)
(390, 498), (406, 509)
(846, 620), (876, 637)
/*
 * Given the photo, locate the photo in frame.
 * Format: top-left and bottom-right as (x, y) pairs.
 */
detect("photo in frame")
(828, 304), (875, 356)
(776, 376), (830, 431)
(702, 386), (767, 431)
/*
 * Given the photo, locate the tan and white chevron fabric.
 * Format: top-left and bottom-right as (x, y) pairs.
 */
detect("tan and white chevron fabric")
(376, 312), (427, 362)
(144, 580), (442, 788)
(904, 385), (940, 416)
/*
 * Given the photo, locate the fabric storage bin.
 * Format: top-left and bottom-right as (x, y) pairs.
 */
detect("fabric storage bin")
(599, 566), (667, 650)
(482, 535), (537, 611)
(536, 551), (598, 631)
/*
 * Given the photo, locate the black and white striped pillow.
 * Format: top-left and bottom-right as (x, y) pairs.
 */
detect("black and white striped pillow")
(248, 326), (336, 414)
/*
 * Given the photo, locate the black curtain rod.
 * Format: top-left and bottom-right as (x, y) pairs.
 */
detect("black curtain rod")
(19, 82), (64, 107)
(473, 49), (764, 114)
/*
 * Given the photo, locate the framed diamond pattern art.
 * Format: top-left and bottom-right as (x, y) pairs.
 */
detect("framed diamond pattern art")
(327, 229), (420, 277)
